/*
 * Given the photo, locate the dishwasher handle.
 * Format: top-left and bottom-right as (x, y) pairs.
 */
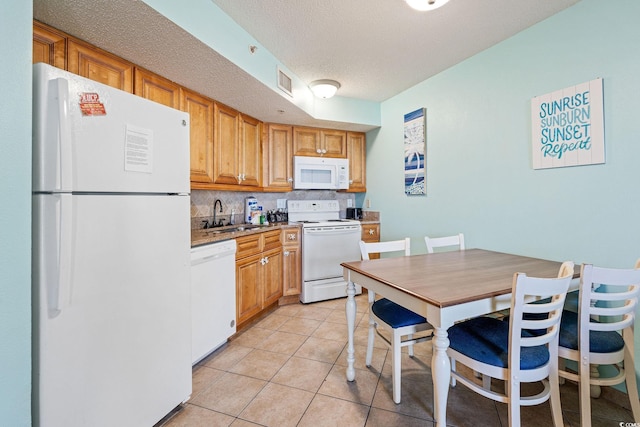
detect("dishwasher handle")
(191, 241), (237, 266)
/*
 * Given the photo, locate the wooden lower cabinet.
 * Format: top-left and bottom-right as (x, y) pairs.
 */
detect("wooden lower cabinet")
(281, 227), (301, 297)
(361, 223), (380, 259)
(236, 230), (283, 327)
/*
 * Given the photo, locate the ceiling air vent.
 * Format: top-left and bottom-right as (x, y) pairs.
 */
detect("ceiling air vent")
(277, 67), (293, 97)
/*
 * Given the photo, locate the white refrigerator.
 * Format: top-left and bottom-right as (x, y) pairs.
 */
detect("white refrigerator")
(32, 63), (192, 427)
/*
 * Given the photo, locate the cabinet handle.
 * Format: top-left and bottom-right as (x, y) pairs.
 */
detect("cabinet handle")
(321, 149), (327, 154)
(287, 177), (293, 183)
(288, 233), (296, 240)
(369, 229), (375, 235)
(284, 251), (290, 256)
(237, 174), (243, 183)
(316, 148), (321, 154)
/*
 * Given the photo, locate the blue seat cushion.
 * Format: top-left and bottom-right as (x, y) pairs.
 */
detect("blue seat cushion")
(559, 310), (625, 353)
(448, 316), (549, 370)
(372, 298), (427, 328)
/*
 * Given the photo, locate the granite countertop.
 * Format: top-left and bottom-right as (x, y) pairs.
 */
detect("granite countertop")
(191, 217), (379, 247)
(191, 222), (299, 247)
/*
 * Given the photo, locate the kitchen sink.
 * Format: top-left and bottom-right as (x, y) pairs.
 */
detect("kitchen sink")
(204, 224), (265, 234)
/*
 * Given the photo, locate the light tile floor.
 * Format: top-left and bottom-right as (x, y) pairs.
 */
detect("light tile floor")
(160, 293), (636, 427)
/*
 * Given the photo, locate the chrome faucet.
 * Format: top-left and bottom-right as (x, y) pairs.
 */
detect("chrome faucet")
(213, 199), (223, 227)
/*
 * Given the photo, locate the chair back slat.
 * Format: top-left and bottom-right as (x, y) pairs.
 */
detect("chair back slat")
(425, 233), (465, 253)
(359, 238), (410, 260)
(580, 264), (640, 336)
(509, 262), (574, 361)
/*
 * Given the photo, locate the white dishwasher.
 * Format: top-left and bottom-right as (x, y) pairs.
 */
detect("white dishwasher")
(190, 239), (237, 365)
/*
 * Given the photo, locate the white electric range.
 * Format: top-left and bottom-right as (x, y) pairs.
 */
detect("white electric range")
(288, 200), (362, 303)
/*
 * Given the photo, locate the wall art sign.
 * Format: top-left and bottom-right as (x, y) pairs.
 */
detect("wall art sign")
(404, 108), (426, 195)
(530, 78), (604, 169)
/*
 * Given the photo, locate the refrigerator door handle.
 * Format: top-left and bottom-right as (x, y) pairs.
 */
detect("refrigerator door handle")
(53, 77), (73, 191)
(50, 194), (73, 317)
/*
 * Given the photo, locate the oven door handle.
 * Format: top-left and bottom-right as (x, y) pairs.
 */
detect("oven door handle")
(304, 228), (361, 236)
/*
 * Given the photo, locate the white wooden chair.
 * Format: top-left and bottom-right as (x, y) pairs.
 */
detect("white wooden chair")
(424, 233), (465, 253)
(425, 233), (468, 380)
(359, 238), (433, 404)
(557, 261), (640, 427)
(447, 261), (574, 427)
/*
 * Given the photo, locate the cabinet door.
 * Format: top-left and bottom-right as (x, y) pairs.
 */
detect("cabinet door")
(213, 102), (240, 185)
(134, 68), (181, 108)
(346, 131), (366, 192)
(67, 39), (133, 92)
(181, 89), (214, 184)
(361, 223), (380, 259)
(320, 129), (347, 158)
(239, 114), (261, 187)
(281, 228), (301, 297)
(263, 124), (293, 190)
(236, 254), (263, 326)
(293, 127), (321, 157)
(282, 245), (301, 296)
(263, 249), (283, 306)
(33, 21), (66, 68)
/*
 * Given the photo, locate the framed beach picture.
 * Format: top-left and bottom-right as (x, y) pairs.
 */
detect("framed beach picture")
(404, 108), (426, 195)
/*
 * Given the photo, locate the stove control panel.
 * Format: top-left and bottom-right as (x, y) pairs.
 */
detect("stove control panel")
(287, 200), (339, 213)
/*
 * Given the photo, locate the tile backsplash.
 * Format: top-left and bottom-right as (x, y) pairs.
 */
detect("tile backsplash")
(191, 190), (356, 229)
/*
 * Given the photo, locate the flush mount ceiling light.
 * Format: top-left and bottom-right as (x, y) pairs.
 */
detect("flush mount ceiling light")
(309, 79), (341, 99)
(405, 0), (450, 11)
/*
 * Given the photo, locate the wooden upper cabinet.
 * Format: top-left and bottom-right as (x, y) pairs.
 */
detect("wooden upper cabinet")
(292, 126), (321, 157)
(293, 126), (346, 158)
(213, 102), (241, 186)
(239, 114), (261, 187)
(134, 68), (181, 108)
(33, 21), (66, 68)
(263, 123), (293, 191)
(181, 88), (214, 185)
(320, 129), (347, 158)
(67, 39), (133, 92)
(212, 102), (262, 188)
(346, 131), (366, 192)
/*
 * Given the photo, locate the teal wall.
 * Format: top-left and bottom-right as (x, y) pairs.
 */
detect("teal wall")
(366, 0), (640, 266)
(364, 0), (640, 386)
(0, 1), (33, 426)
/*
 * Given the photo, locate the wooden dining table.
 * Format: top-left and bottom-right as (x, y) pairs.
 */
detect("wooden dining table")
(341, 248), (578, 427)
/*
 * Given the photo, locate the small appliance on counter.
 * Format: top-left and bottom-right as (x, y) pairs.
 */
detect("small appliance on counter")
(245, 196), (259, 224)
(346, 208), (363, 220)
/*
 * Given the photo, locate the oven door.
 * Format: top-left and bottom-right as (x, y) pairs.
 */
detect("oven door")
(302, 225), (362, 281)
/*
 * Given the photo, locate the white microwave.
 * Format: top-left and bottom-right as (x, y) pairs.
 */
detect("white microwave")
(293, 156), (350, 190)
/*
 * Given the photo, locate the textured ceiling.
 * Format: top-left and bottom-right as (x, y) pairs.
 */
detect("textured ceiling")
(33, 0), (581, 131)
(212, 0), (581, 102)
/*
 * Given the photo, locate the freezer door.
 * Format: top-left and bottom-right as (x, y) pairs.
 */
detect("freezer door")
(33, 63), (189, 194)
(32, 193), (191, 427)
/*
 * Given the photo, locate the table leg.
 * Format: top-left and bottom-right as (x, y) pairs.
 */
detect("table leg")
(432, 326), (451, 426)
(345, 277), (357, 382)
